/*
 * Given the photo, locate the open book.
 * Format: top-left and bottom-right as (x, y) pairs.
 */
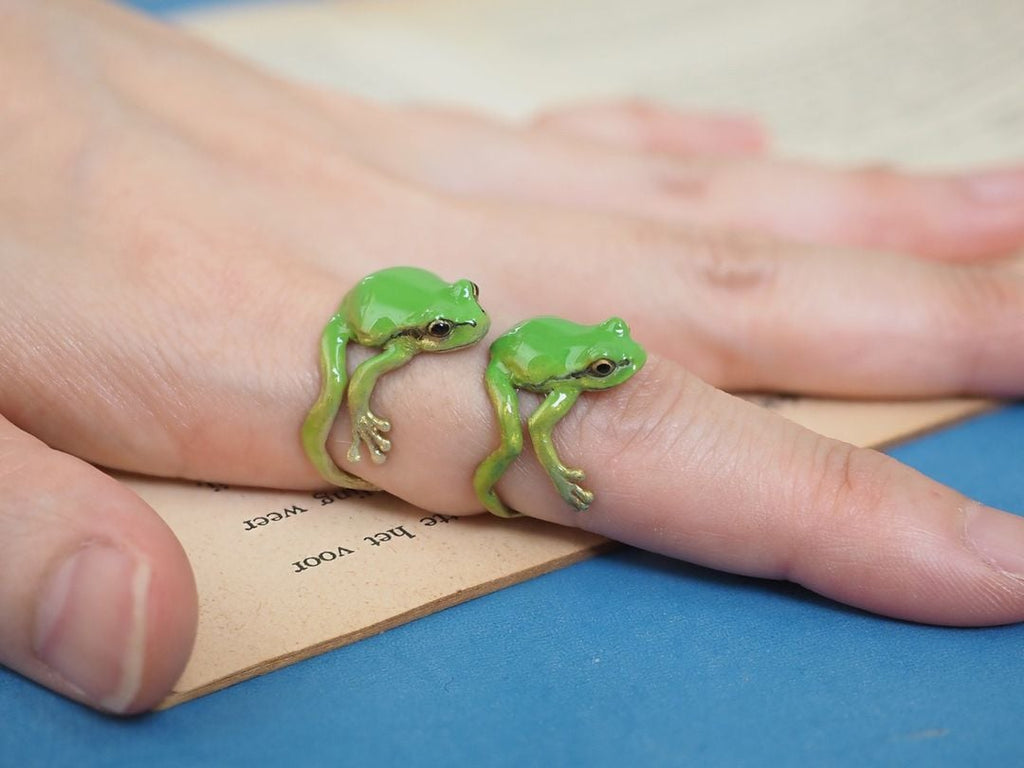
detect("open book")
(151, 0), (1020, 707)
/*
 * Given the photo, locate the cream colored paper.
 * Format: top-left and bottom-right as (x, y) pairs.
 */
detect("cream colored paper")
(149, 0), (1021, 707)
(181, 0), (1024, 169)
(134, 476), (608, 708)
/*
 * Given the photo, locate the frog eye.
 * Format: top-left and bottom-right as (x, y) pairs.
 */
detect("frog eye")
(470, 282), (480, 299)
(427, 319), (454, 338)
(588, 359), (616, 377)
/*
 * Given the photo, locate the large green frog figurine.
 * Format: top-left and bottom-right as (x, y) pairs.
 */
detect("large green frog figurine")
(302, 266), (489, 488)
(474, 316), (646, 517)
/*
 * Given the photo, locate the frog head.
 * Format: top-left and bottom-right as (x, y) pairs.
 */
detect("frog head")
(412, 278), (491, 352)
(572, 317), (647, 390)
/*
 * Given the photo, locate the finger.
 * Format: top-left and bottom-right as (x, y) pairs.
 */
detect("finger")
(0, 415), (197, 714)
(518, 361), (1024, 626)
(5, 206), (1021, 489)
(615, 232), (1024, 397)
(530, 99), (767, 157)
(477, 157), (1024, 261)
(319, 99), (1024, 262)
(449, 214), (1024, 399)
(319, 353), (1024, 627)
(676, 161), (1024, 261)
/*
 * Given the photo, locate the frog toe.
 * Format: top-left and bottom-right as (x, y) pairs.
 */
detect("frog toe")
(567, 484), (594, 512)
(365, 411), (391, 432)
(368, 428), (391, 452)
(367, 437), (392, 464)
(352, 423), (392, 464)
(346, 442), (363, 464)
(561, 466), (586, 483)
(550, 475), (594, 511)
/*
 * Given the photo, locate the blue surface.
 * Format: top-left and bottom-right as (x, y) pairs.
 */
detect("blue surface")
(3, 405), (1022, 766)
(123, 0), (255, 13)
(4, 2), (1021, 764)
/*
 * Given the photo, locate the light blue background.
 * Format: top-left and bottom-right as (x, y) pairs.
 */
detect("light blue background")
(2, 2), (1022, 764)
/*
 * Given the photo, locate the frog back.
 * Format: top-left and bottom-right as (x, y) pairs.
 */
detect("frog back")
(339, 267), (470, 345)
(492, 316), (641, 392)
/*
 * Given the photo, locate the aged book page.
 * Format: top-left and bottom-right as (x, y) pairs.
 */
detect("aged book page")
(140, 477), (608, 708)
(181, 0), (1024, 168)
(150, 0), (1020, 707)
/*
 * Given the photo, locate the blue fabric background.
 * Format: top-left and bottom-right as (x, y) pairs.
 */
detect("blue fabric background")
(124, 0), (249, 12)
(3, 2), (1021, 764)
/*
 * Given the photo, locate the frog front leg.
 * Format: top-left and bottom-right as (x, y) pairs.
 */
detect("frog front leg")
(301, 313), (379, 489)
(473, 362), (524, 518)
(527, 386), (592, 511)
(346, 336), (418, 464)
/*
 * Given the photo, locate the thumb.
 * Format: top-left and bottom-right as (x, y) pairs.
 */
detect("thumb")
(0, 415), (197, 714)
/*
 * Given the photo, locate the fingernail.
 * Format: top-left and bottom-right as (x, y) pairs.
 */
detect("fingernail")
(965, 504), (1024, 579)
(33, 543), (151, 713)
(962, 170), (1024, 203)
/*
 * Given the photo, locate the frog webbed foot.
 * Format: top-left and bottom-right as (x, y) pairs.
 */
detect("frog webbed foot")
(551, 465), (594, 512)
(348, 409), (392, 464)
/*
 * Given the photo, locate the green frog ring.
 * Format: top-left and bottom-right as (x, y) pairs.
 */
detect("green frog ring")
(473, 316), (647, 518)
(302, 266), (490, 488)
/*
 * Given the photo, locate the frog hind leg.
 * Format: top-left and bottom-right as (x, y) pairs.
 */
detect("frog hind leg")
(527, 387), (592, 511)
(301, 312), (379, 490)
(473, 361), (525, 518)
(346, 336), (418, 464)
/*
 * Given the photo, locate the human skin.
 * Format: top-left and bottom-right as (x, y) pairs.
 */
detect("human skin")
(1, 0), (1023, 714)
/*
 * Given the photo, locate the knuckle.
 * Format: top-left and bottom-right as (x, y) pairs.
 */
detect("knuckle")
(683, 229), (782, 291)
(653, 164), (711, 199)
(787, 439), (894, 576)
(670, 230), (786, 386)
(809, 440), (887, 516)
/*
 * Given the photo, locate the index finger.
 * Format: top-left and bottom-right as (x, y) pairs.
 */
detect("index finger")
(318, 346), (1024, 627)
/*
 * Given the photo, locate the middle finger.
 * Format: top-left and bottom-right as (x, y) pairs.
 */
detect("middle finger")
(345, 103), (1024, 261)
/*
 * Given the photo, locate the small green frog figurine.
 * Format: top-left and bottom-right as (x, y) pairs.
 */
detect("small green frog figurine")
(474, 316), (646, 517)
(302, 266), (489, 488)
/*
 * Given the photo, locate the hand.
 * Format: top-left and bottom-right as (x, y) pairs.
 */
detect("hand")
(2, 0), (1022, 714)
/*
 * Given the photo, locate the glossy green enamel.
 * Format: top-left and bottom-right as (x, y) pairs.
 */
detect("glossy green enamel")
(302, 266), (489, 487)
(474, 316), (647, 517)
